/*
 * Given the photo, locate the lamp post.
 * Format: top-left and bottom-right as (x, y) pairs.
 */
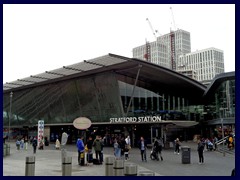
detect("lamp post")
(219, 107), (225, 157)
(8, 92), (13, 142)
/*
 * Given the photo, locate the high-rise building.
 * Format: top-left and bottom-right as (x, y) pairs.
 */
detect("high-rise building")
(132, 29), (191, 70)
(177, 47), (225, 83)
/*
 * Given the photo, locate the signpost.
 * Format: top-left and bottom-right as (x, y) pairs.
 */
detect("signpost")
(37, 120), (44, 147)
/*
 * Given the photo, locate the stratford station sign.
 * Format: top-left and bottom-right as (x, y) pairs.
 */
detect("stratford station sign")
(110, 116), (162, 124)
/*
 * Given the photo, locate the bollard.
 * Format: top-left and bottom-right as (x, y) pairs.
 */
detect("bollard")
(138, 171), (155, 176)
(3, 144), (7, 157)
(113, 159), (124, 176)
(25, 156), (35, 176)
(124, 164), (138, 176)
(6, 144), (10, 155)
(62, 157), (72, 176)
(105, 157), (115, 176)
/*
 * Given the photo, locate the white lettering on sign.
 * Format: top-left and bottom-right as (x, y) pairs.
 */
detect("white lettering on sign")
(110, 116), (161, 123)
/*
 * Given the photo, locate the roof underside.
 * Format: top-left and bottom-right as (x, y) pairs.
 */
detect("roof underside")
(3, 53), (207, 103)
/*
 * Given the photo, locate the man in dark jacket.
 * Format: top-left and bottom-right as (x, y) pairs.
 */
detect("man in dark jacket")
(76, 136), (84, 165)
(197, 139), (204, 164)
(154, 137), (163, 161)
(93, 136), (103, 164)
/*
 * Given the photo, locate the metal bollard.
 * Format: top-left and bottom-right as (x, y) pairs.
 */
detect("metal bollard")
(113, 159), (124, 176)
(25, 156), (35, 176)
(3, 144), (7, 157)
(138, 171), (155, 176)
(6, 144), (10, 155)
(124, 164), (138, 176)
(105, 157), (114, 176)
(62, 157), (72, 176)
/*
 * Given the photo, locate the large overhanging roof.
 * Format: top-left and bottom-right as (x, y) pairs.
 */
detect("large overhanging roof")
(3, 54), (128, 91)
(3, 53), (207, 102)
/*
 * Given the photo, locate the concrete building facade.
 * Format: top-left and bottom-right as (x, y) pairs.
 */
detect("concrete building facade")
(177, 47), (225, 83)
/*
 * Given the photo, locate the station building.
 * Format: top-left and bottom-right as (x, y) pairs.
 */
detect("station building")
(3, 54), (235, 146)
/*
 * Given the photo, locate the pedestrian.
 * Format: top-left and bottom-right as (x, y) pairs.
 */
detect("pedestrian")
(113, 137), (121, 160)
(55, 139), (60, 150)
(32, 137), (37, 154)
(228, 134), (234, 150)
(197, 139), (204, 164)
(24, 137), (28, 151)
(20, 138), (24, 150)
(86, 136), (93, 163)
(93, 135), (103, 164)
(120, 137), (126, 158)
(138, 136), (147, 162)
(154, 137), (163, 161)
(39, 137), (44, 150)
(125, 136), (131, 160)
(76, 136), (84, 165)
(174, 138), (181, 154)
(16, 139), (21, 150)
(99, 136), (104, 163)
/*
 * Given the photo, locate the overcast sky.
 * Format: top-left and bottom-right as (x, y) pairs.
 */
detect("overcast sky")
(3, 4), (235, 84)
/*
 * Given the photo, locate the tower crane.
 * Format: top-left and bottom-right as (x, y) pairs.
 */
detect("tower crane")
(170, 7), (177, 31)
(169, 7), (176, 70)
(146, 18), (157, 40)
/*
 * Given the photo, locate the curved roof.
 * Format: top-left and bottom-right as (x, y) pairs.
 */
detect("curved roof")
(3, 53), (207, 103)
(203, 71), (235, 98)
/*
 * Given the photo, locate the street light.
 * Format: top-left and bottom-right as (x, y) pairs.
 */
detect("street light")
(8, 92), (13, 142)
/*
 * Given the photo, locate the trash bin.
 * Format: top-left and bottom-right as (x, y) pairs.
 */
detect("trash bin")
(181, 146), (191, 164)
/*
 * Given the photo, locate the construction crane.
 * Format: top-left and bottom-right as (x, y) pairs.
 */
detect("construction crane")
(170, 7), (177, 31)
(146, 18), (157, 40)
(169, 7), (176, 70)
(146, 17), (175, 70)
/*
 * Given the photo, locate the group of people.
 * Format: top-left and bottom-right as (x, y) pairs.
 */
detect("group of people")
(113, 135), (131, 160)
(76, 135), (104, 165)
(16, 137), (38, 154)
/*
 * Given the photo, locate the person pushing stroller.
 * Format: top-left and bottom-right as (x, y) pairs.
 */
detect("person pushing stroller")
(150, 137), (163, 161)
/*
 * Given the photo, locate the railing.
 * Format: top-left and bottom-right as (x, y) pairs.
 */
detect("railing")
(215, 136), (228, 146)
(214, 135), (235, 156)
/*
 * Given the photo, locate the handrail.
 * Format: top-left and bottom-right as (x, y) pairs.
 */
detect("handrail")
(215, 134), (235, 146)
(215, 136), (228, 146)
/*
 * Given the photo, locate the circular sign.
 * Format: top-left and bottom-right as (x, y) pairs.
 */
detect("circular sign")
(73, 117), (92, 130)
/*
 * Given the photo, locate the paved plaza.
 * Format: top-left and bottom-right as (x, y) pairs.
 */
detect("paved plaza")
(3, 141), (235, 176)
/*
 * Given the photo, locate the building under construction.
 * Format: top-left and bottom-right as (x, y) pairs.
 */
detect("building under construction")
(132, 29), (191, 71)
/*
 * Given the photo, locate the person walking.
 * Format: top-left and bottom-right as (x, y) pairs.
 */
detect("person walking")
(138, 136), (147, 162)
(125, 136), (131, 160)
(16, 139), (21, 151)
(76, 136), (85, 165)
(113, 137), (121, 160)
(154, 137), (163, 161)
(32, 137), (37, 154)
(174, 138), (181, 154)
(197, 139), (204, 164)
(20, 138), (24, 150)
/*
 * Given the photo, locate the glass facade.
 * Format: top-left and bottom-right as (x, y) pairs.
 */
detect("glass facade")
(3, 72), (123, 127)
(203, 79), (235, 120)
(3, 71), (196, 128)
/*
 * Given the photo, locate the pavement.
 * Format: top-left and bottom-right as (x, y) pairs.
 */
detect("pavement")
(3, 141), (235, 176)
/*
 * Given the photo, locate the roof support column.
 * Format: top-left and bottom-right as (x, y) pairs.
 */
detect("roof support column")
(126, 65), (142, 116)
